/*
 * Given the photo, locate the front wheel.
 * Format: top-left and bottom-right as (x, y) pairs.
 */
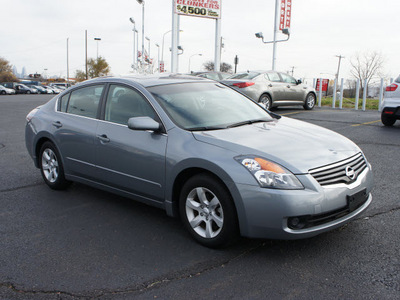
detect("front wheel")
(304, 93), (316, 110)
(381, 113), (396, 126)
(39, 142), (70, 190)
(259, 94), (272, 110)
(1, 90), (6, 95)
(179, 174), (239, 248)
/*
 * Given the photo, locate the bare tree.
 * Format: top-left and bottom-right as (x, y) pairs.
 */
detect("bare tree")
(203, 61), (232, 73)
(350, 51), (385, 96)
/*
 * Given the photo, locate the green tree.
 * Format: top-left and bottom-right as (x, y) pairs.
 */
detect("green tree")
(75, 56), (111, 82)
(0, 57), (18, 82)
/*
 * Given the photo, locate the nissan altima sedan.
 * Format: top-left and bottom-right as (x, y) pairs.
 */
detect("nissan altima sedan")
(25, 75), (373, 248)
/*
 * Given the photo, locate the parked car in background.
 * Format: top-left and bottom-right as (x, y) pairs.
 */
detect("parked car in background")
(0, 84), (16, 95)
(44, 85), (62, 94)
(15, 84), (37, 94)
(222, 71), (317, 110)
(25, 74), (373, 248)
(191, 71), (231, 81)
(28, 85), (48, 94)
(50, 82), (71, 89)
(381, 75), (400, 126)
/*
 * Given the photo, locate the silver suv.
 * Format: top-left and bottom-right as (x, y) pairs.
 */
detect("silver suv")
(222, 71), (317, 110)
(381, 75), (400, 126)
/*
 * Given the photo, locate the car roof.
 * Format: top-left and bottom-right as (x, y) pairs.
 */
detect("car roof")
(81, 73), (211, 88)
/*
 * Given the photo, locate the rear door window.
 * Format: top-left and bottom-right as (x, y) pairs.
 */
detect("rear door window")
(66, 85), (104, 118)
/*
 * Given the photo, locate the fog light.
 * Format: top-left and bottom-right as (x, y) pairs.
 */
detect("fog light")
(288, 217), (306, 229)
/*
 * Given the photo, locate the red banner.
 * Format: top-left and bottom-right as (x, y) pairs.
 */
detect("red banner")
(285, 0), (292, 28)
(279, 0), (286, 30)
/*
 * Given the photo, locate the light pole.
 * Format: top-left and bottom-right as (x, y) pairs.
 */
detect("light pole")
(145, 36), (150, 62)
(94, 37), (101, 59)
(161, 29), (183, 71)
(137, 0), (145, 68)
(66, 38), (69, 84)
(129, 17), (136, 71)
(155, 43), (160, 72)
(255, 0), (290, 70)
(188, 54), (202, 73)
(335, 55), (345, 90)
(255, 28), (290, 70)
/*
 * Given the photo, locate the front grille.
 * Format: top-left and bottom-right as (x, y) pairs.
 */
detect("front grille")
(309, 153), (367, 186)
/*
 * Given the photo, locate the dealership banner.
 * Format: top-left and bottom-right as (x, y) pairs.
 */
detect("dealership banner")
(175, 0), (221, 19)
(279, 0), (292, 30)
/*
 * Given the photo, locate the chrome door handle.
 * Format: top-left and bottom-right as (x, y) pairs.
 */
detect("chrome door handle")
(97, 134), (110, 143)
(52, 121), (62, 128)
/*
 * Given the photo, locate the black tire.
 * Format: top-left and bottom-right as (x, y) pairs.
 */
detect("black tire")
(259, 94), (272, 110)
(1, 90), (6, 95)
(179, 174), (239, 248)
(26, 90), (31, 94)
(381, 113), (396, 126)
(304, 93), (316, 110)
(39, 142), (70, 190)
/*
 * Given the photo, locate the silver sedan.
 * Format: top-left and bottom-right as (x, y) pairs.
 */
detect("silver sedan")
(25, 75), (373, 248)
(223, 71), (317, 110)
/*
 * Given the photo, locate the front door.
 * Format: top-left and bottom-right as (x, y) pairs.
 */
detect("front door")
(95, 84), (167, 203)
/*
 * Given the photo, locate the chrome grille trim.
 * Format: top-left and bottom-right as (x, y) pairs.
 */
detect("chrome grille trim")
(309, 153), (367, 186)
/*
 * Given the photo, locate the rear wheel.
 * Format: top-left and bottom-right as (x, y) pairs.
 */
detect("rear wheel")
(259, 94), (272, 110)
(39, 142), (70, 190)
(179, 174), (239, 248)
(1, 90), (5, 95)
(304, 93), (316, 110)
(381, 113), (396, 126)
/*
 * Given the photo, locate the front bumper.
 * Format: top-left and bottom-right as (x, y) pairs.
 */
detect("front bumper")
(234, 166), (373, 240)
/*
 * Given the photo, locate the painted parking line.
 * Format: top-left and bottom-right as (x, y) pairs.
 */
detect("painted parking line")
(351, 120), (381, 127)
(280, 111), (302, 116)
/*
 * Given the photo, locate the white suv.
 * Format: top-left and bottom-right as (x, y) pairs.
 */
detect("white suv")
(381, 76), (400, 126)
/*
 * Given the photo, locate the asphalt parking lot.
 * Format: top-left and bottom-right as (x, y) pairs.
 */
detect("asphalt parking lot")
(1, 94), (399, 299)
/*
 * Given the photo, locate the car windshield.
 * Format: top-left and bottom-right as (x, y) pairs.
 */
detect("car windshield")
(149, 82), (273, 131)
(227, 72), (260, 80)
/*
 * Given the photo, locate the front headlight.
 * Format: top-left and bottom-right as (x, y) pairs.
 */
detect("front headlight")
(235, 156), (304, 190)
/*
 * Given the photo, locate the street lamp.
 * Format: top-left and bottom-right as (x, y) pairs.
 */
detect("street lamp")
(255, 0), (291, 70)
(137, 0), (145, 68)
(161, 29), (183, 72)
(188, 54), (202, 73)
(129, 17), (137, 71)
(94, 37), (101, 59)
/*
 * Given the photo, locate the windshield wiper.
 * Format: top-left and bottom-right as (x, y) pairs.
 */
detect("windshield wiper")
(227, 119), (269, 128)
(188, 126), (227, 131)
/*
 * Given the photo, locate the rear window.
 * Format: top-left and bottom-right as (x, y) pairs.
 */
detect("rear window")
(228, 72), (260, 80)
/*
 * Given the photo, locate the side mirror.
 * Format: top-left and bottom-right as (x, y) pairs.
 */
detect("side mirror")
(296, 79), (302, 85)
(128, 116), (161, 132)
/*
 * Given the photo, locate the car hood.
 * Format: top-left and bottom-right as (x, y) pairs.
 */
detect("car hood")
(192, 116), (361, 174)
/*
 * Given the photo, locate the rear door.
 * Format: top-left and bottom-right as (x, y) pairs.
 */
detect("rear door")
(95, 84), (167, 203)
(53, 84), (105, 180)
